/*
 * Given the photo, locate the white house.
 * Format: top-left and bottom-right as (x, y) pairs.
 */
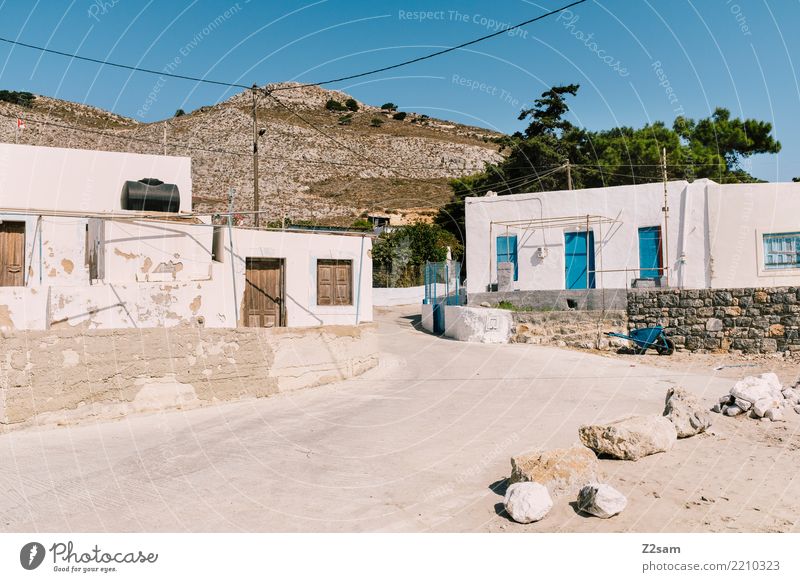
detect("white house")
(0, 143), (372, 330)
(465, 179), (800, 295)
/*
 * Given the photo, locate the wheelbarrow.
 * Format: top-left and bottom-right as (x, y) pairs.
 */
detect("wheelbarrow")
(606, 326), (675, 355)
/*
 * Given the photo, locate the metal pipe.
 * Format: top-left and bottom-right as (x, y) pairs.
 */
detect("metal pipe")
(227, 189), (239, 324)
(585, 214), (590, 289)
(355, 235), (365, 325)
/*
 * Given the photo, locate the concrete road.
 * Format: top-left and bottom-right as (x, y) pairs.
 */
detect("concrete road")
(0, 306), (737, 532)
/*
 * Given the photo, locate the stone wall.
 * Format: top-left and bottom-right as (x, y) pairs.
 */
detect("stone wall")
(468, 288), (627, 311)
(0, 324), (378, 429)
(627, 287), (800, 354)
(511, 310), (627, 350)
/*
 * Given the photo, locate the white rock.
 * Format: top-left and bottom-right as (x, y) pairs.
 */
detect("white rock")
(509, 446), (600, 497)
(711, 403), (722, 414)
(734, 397), (753, 412)
(577, 483), (627, 519)
(724, 405), (744, 416)
(479, 301), (491, 308)
(663, 387), (713, 438)
(794, 405), (800, 415)
(579, 415), (677, 461)
(730, 373), (783, 404)
(752, 398), (775, 418)
(766, 408), (784, 422)
(719, 394), (733, 406)
(503, 482), (553, 524)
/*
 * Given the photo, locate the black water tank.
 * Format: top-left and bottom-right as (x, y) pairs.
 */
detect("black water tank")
(121, 178), (180, 212)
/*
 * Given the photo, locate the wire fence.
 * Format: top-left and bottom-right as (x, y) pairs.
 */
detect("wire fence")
(373, 265), (426, 288)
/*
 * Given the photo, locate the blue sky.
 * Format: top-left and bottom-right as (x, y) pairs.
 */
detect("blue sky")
(0, 0), (798, 181)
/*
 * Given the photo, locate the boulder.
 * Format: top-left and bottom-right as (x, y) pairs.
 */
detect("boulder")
(663, 387), (713, 438)
(503, 482), (553, 524)
(734, 397), (753, 412)
(577, 483), (627, 519)
(766, 408), (784, 422)
(753, 398), (780, 418)
(730, 373), (783, 405)
(509, 446), (600, 496)
(723, 404), (744, 416)
(578, 415), (677, 461)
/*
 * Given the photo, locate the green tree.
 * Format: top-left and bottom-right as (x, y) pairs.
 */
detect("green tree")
(372, 222), (462, 287)
(392, 111), (407, 121)
(325, 99), (346, 111)
(345, 98), (359, 112)
(174, 108), (186, 117)
(381, 102), (398, 111)
(436, 83), (781, 241)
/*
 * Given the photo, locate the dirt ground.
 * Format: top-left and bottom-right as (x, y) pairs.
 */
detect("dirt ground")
(1, 306), (798, 533)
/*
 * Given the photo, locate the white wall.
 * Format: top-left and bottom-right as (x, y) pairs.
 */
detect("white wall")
(465, 180), (711, 293)
(0, 218), (373, 329)
(707, 182), (800, 288)
(0, 143), (192, 213)
(227, 228), (373, 327)
(373, 285), (426, 306)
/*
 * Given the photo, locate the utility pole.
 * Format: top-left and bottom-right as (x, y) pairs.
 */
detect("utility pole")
(163, 122), (167, 156)
(227, 188), (239, 323)
(565, 159), (573, 190)
(252, 84), (260, 228)
(661, 147), (670, 287)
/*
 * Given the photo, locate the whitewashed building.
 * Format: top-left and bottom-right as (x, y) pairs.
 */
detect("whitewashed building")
(465, 179), (800, 295)
(0, 143), (372, 330)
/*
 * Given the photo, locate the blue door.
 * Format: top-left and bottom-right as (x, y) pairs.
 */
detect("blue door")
(564, 231), (595, 289)
(496, 235), (518, 281)
(638, 226), (662, 279)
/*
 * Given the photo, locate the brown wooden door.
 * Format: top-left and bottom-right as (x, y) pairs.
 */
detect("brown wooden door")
(0, 221), (25, 287)
(244, 258), (284, 327)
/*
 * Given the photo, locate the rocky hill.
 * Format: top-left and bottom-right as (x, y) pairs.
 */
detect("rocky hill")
(0, 84), (503, 225)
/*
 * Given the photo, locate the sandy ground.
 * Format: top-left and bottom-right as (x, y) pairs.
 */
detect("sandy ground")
(0, 306), (798, 533)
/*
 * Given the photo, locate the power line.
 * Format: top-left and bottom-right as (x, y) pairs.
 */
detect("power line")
(0, 36), (251, 89)
(0, 0), (588, 93)
(270, 0), (590, 91)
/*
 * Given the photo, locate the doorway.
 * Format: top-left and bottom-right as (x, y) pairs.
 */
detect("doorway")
(638, 226), (663, 279)
(0, 221), (25, 287)
(564, 230), (596, 289)
(244, 258), (285, 327)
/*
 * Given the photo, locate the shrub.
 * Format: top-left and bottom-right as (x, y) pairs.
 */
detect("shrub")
(381, 102), (397, 111)
(325, 99), (346, 111)
(370, 117), (384, 128)
(344, 98), (359, 112)
(0, 90), (36, 107)
(392, 111), (407, 121)
(174, 108), (186, 117)
(337, 113), (353, 125)
(350, 218), (373, 231)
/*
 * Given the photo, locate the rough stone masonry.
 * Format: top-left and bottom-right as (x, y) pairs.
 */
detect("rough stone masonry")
(627, 287), (800, 354)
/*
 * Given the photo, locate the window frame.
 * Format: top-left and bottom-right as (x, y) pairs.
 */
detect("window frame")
(316, 258), (354, 306)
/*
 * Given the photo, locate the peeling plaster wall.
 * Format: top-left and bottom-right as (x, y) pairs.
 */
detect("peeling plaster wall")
(0, 143), (191, 213)
(0, 324), (378, 428)
(103, 219), (214, 283)
(0, 287), (48, 330)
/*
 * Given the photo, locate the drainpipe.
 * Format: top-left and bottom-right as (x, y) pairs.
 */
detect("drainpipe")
(38, 216), (43, 286)
(227, 189), (239, 325)
(355, 234), (365, 325)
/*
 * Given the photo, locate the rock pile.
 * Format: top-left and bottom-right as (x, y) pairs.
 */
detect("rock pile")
(712, 373), (800, 420)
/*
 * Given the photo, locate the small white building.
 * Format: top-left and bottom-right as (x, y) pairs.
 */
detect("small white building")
(465, 179), (800, 294)
(0, 143), (372, 330)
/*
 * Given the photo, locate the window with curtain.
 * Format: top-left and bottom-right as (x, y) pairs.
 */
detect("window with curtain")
(763, 232), (800, 270)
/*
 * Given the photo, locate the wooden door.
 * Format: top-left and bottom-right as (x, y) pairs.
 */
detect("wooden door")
(0, 221), (25, 287)
(244, 258), (284, 327)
